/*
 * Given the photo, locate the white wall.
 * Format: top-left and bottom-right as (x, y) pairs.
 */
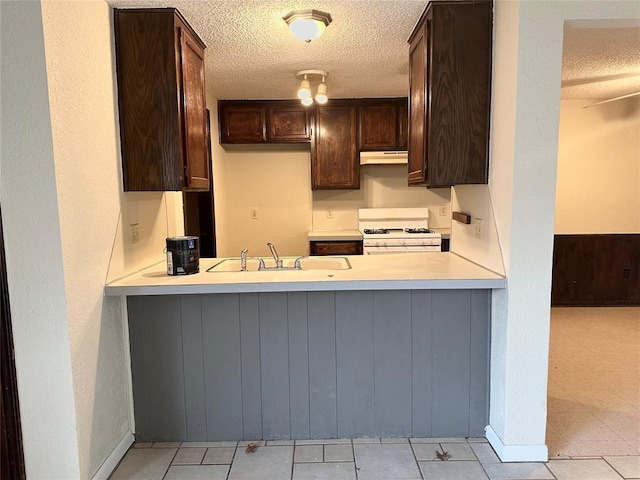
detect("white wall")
(213, 147), (312, 257)
(0, 1), (81, 477)
(450, 185), (504, 275)
(312, 166), (451, 230)
(41, 1), (187, 476)
(1, 1), (186, 478)
(40, 1), (133, 476)
(107, 191), (184, 283)
(457, 0), (640, 462)
(555, 98), (640, 234)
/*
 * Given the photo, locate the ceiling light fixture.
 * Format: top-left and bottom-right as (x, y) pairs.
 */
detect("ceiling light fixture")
(295, 70), (329, 106)
(283, 9), (332, 43)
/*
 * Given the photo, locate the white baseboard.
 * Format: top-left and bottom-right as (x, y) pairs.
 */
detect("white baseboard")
(91, 430), (134, 480)
(485, 425), (548, 462)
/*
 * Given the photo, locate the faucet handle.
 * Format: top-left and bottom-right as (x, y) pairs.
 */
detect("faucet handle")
(266, 242), (281, 267)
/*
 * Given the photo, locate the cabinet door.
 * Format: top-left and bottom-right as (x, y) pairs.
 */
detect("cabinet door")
(179, 25), (209, 191)
(310, 241), (363, 256)
(359, 103), (399, 150)
(428, 3), (491, 186)
(268, 104), (310, 142)
(408, 2), (491, 187)
(219, 104), (266, 143)
(115, 9), (208, 192)
(115, 10), (182, 191)
(408, 14), (428, 185)
(312, 104), (359, 189)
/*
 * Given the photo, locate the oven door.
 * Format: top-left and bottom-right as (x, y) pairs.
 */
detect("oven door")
(363, 245), (441, 254)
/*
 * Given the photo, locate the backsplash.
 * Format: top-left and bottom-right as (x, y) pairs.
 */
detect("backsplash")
(312, 164), (452, 230)
(106, 191), (184, 282)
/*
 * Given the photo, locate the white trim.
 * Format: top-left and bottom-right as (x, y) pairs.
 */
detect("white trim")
(485, 425), (548, 462)
(91, 431), (134, 480)
(121, 295), (136, 431)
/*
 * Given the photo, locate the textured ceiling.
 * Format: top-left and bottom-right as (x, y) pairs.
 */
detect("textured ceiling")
(107, 0), (426, 100)
(562, 20), (640, 99)
(106, 1), (640, 101)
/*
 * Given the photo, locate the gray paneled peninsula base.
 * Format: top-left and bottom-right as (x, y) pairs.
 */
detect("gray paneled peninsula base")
(127, 289), (490, 442)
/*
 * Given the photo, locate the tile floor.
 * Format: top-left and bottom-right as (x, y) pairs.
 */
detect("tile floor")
(547, 307), (639, 460)
(109, 307), (640, 480)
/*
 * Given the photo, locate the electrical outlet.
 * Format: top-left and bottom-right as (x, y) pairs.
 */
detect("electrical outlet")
(473, 218), (483, 240)
(250, 208), (258, 220)
(326, 208), (333, 219)
(439, 205), (448, 216)
(130, 223), (140, 245)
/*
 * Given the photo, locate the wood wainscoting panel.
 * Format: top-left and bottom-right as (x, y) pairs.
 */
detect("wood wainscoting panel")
(552, 234), (640, 306)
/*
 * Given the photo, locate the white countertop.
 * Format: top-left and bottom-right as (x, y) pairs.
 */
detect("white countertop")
(104, 252), (506, 296)
(307, 229), (363, 241)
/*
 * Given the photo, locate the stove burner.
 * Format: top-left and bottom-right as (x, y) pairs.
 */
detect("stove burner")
(405, 228), (433, 234)
(364, 229), (389, 235)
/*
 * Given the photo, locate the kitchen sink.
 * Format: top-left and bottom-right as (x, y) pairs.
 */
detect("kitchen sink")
(289, 256), (351, 270)
(207, 256), (351, 272)
(207, 258), (262, 272)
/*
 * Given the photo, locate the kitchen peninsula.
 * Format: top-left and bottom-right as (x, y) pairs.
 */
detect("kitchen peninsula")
(106, 253), (505, 442)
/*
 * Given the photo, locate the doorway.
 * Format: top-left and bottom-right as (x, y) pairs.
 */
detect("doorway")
(547, 20), (640, 459)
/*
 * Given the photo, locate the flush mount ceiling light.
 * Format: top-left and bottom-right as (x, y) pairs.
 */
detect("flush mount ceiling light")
(296, 70), (329, 106)
(283, 9), (332, 43)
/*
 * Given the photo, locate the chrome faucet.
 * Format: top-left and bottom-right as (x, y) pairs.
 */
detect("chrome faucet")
(267, 242), (282, 268)
(240, 248), (248, 271)
(294, 256), (306, 270)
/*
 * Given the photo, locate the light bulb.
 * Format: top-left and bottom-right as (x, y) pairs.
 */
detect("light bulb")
(315, 79), (328, 104)
(297, 77), (311, 99)
(301, 97), (314, 106)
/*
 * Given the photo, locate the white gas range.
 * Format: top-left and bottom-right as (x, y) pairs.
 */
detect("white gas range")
(358, 208), (442, 254)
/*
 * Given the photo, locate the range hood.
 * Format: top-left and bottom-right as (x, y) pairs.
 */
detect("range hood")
(360, 151), (408, 165)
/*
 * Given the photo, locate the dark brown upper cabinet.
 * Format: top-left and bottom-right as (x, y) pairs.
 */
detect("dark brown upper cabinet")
(312, 102), (359, 190)
(218, 100), (311, 144)
(408, 0), (492, 187)
(219, 103), (266, 143)
(268, 103), (311, 142)
(115, 8), (209, 192)
(217, 98), (408, 190)
(358, 98), (408, 151)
